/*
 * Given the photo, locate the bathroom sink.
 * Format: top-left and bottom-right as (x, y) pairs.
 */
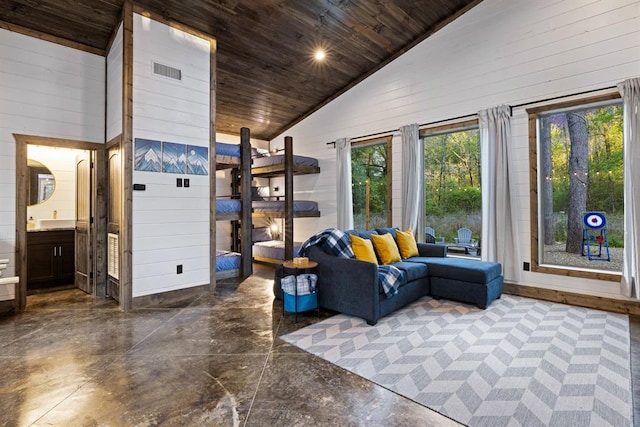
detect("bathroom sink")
(35, 219), (76, 229)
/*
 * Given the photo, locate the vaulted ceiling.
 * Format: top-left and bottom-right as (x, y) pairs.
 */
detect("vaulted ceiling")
(0, 0), (481, 140)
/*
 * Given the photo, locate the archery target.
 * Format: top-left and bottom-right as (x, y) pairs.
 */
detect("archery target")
(583, 212), (606, 229)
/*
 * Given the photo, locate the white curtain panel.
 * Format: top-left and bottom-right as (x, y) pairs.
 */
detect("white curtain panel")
(479, 105), (521, 282)
(336, 137), (354, 230)
(618, 78), (640, 299)
(400, 124), (424, 240)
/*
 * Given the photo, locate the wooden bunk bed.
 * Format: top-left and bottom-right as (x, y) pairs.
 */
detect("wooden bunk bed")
(251, 136), (320, 264)
(214, 128), (252, 279)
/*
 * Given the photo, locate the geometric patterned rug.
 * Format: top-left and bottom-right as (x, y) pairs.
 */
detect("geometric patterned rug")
(281, 295), (633, 426)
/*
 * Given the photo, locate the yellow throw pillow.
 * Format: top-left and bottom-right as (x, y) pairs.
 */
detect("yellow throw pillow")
(370, 232), (401, 265)
(396, 229), (419, 259)
(350, 234), (378, 265)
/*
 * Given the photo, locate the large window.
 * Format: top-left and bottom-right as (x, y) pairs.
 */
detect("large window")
(529, 95), (623, 280)
(422, 121), (480, 256)
(351, 137), (391, 229)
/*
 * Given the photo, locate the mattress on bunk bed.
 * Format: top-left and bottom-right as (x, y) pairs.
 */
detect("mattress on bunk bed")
(215, 142), (241, 157)
(253, 240), (302, 260)
(215, 250), (241, 272)
(252, 154), (318, 168)
(252, 200), (318, 214)
(216, 199), (241, 213)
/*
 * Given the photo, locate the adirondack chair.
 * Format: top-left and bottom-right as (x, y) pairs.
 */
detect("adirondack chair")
(425, 227), (436, 243)
(454, 228), (473, 247)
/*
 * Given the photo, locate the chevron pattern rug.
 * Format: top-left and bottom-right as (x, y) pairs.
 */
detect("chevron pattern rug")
(281, 295), (632, 426)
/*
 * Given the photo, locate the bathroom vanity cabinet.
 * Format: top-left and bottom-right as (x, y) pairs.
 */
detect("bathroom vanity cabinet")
(27, 229), (75, 290)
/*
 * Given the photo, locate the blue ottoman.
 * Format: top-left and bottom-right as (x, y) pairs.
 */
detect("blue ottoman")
(407, 257), (503, 308)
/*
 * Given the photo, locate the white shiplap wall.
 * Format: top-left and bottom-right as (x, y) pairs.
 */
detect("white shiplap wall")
(0, 28), (105, 279)
(131, 15), (212, 297)
(107, 23), (123, 142)
(269, 0), (640, 299)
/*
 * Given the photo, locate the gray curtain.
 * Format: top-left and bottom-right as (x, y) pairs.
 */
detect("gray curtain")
(336, 137), (354, 230)
(479, 105), (521, 281)
(401, 124), (425, 241)
(618, 78), (640, 298)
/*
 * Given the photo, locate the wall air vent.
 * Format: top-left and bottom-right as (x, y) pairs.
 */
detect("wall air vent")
(153, 62), (182, 81)
(108, 233), (119, 280)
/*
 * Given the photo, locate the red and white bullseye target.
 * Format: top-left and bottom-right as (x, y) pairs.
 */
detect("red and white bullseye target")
(583, 212), (607, 229)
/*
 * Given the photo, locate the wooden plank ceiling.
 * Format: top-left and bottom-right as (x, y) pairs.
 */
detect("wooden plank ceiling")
(0, 0), (480, 140)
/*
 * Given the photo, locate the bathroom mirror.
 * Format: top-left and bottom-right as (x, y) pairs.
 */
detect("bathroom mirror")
(27, 159), (55, 206)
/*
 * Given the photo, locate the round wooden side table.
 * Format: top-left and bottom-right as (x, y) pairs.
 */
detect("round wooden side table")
(281, 260), (318, 322)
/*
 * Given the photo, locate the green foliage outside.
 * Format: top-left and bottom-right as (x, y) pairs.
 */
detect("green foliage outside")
(352, 143), (389, 230)
(545, 105), (624, 247)
(424, 129), (482, 241)
(351, 104), (624, 254)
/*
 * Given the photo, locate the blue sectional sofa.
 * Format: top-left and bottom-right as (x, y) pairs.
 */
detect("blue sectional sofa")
(297, 228), (504, 325)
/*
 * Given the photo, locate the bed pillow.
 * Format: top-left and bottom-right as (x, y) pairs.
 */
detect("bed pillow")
(396, 229), (419, 259)
(370, 232), (401, 265)
(252, 227), (272, 242)
(350, 234), (378, 265)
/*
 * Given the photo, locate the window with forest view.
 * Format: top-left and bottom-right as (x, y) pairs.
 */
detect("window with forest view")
(535, 99), (623, 274)
(423, 124), (481, 254)
(351, 137), (391, 230)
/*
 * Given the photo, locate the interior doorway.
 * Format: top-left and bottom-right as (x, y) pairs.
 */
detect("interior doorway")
(14, 134), (108, 310)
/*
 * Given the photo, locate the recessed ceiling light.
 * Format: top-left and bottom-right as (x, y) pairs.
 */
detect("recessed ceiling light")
(314, 49), (326, 61)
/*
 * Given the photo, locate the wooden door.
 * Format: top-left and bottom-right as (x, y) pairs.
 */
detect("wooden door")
(107, 147), (121, 301)
(75, 151), (93, 294)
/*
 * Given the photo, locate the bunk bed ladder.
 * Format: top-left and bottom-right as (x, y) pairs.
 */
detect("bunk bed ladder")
(230, 168), (241, 253)
(284, 136), (294, 260)
(240, 127), (253, 278)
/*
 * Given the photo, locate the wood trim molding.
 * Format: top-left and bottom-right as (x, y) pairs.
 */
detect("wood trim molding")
(13, 134), (105, 151)
(106, 134), (122, 150)
(504, 283), (640, 315)
(132, 284), (209, 309)
(209, 35), (217, 293)
(0, 20), (105, 57)
(93, 149), (108, 297)
(526, 92), (622, 282)
(525, 92), (621, 115)
(14, 138), (28, 311)
(120, 1), (134, 311)
(420, 118), (479, 136)
(14, 134), (108, 310)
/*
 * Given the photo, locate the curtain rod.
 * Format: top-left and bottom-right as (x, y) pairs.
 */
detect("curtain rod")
(326, 85), (618, 148)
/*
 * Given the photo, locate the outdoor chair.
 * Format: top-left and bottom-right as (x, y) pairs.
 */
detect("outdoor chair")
(425, 227), (436, 243)
(454, 228), (473, 247)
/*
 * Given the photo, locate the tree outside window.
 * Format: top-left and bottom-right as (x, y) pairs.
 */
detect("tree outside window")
(351, 137), (391, 230)
(535, 100), (623, 274)
(423, 125), (481, 249)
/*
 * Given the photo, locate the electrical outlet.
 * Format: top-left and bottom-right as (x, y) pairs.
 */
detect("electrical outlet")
(177, 178), (183, 187)
(523, 262), (530, 271)
(177, 265), (183, 274)
(184, 178), (190, 187)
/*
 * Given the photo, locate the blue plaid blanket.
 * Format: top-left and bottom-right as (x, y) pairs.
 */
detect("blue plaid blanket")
(299, 228), (354, 259)
(299, 228), (402, 298)
(377, 265), (401, 297)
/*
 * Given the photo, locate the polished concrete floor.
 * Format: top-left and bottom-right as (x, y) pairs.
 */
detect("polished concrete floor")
(0, 264), (638, 426)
